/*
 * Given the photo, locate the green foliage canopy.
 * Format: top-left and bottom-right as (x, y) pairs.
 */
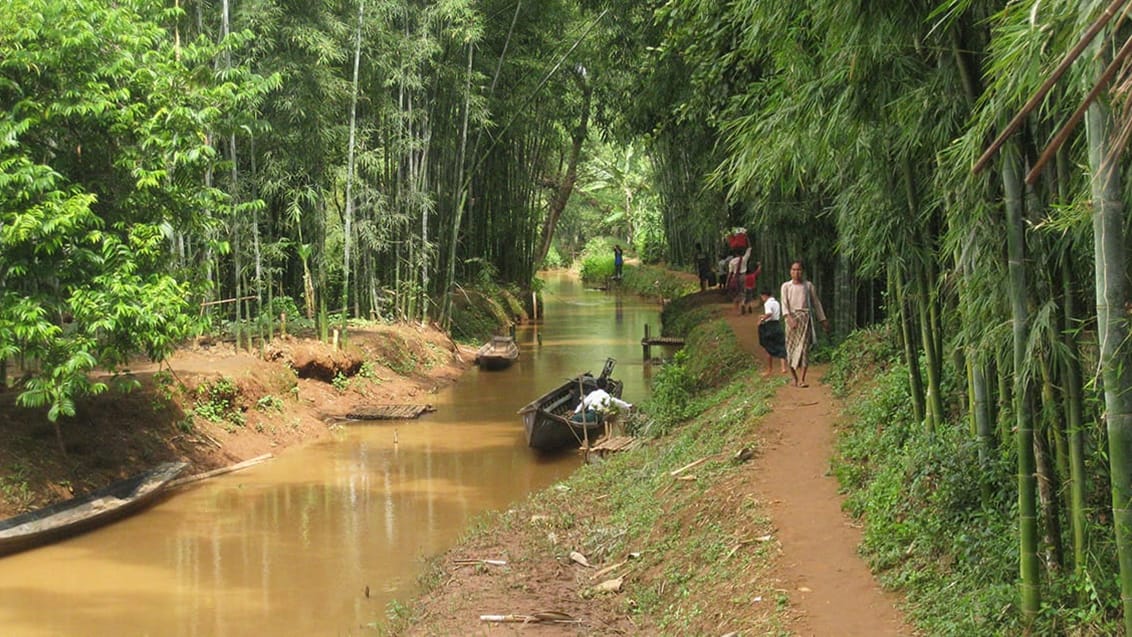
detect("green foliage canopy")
(0, 0), (274, 419)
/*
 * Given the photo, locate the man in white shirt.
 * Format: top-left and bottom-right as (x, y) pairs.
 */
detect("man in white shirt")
(574, 385), (633, 439)
(574, 387), (632, 416)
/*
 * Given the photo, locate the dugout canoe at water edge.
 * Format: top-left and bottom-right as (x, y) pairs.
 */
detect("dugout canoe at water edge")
(0, 461), (188, 558)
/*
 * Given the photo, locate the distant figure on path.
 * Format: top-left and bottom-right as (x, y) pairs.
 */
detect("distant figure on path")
(758, 288), (788, 375)
(695, 243), (713, 291)
(613, 245), (624, 279)
(780, 261), (828, 387)
(741, 260), (762, 315)
(726, 252), (742, 299)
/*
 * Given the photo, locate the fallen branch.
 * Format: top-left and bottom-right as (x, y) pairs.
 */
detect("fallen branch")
(669, 454), (718, 477)
(591, 560), (627, 580)
(725, 535), (775, 560)
(479, 611), (580, 624)
(452, 558), (507, 566)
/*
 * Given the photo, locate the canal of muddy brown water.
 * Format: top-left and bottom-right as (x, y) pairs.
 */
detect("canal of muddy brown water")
(0, 272), (663, 636)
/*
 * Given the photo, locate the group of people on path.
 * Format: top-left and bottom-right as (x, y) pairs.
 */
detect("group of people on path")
(697, 239), (828, 388)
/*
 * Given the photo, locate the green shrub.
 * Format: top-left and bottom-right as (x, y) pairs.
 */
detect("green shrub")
(660, 301), (715, 339)
(829, 329), (1120, 636)
(255, 395), (284, 412)
(825, 323), (902, 397)
(579, 253), (616, 282)
(681, 320), (750, 390)
(192, 376), (241, 425)
(332, 372), (350, 393)
(623, 264), (699, 302)
(358, 360), (379, 380)
(542, 244), (566, 269)
(639, 350), (695, 434)
(578, 236), (623, 283)
(450, 288), (511, 343)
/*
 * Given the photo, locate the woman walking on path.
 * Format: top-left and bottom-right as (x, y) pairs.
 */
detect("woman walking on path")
(780, 261), (828, 387)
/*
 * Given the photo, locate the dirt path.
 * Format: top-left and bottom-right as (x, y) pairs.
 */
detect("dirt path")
(722, 302), (911, 636)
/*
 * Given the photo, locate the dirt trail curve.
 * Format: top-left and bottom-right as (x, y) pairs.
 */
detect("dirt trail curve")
(721, 303), (911, 636)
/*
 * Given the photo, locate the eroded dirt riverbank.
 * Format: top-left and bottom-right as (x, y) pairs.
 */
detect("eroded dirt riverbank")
(0, 322), (473, 519)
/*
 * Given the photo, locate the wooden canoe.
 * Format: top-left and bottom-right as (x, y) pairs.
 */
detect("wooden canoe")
(475, 335), (519, 371)
(517, 359), (623, 452)
(0, 461), (187, 558)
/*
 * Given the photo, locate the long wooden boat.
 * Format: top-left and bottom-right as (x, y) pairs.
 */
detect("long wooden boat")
(518, 359), (623, 452)
(475, 335), (519, 371)
(0, 461), (187, 558)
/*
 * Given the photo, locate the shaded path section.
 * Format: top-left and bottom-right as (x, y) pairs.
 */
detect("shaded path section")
(722, 305), (911, 636)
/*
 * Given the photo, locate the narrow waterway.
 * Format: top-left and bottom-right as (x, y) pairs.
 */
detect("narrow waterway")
(0, 272), (660, 636)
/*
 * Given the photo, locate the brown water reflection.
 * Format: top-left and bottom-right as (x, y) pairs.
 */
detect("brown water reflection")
(0, 272), (660, 636)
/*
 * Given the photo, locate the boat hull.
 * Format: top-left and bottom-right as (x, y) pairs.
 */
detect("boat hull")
(476, 354), (517, 371)
(0, 461), (187, 557)
(475, 337), (519, 371)
(519, 373), (624, 452)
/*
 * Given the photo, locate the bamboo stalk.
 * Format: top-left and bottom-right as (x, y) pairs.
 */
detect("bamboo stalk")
(670, 455), (717, 477)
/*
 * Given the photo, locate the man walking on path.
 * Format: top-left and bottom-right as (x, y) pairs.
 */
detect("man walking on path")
(780, 260), (828, 387)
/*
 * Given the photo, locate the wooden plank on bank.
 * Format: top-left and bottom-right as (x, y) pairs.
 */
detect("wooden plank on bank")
(641, 336), (685, 346)
(589, 436), (642, 457)
(343, 404), (436, 421)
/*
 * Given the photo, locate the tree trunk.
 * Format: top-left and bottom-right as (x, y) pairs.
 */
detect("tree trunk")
(893, 268), (925, 425)
(1060, 258), (1088, 580)
(1037, 354), (1064, 573)
(971, 355), (994, 502)
(534, 68), (592, 268)
(1089, 82), (1132, 636)
(902, 160), (942, 433)
(342, 0), (364, 325)
(1004, 139), (1040, 624)
(441, 42), (475, 327)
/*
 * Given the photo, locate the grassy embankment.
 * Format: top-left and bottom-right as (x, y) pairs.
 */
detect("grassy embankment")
(826, 325), (1119, 636)
(386, 268), (794, 635)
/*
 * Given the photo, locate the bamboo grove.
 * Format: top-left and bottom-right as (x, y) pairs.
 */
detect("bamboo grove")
(9, 0), (1132, 632)
(611, 0), (1132, 632)
(1, 0), (625, 417)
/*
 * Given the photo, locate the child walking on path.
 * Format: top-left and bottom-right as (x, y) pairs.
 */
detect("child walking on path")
(740, 261), (762, 315)
(758, 289), (788, 375)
